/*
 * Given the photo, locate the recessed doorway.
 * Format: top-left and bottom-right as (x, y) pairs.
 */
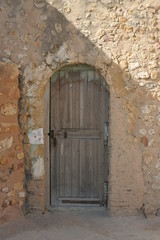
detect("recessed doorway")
(49, 64), (109, 207)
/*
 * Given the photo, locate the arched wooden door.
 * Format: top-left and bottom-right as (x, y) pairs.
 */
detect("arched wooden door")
(50, 65), (109, 206)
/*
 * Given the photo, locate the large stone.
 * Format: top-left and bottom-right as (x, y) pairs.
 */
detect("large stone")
(0, 137), (13, 152)
(0, 156), (8, 165)
(0, 103), (17, 116)
(1, 187), (9, 193)
(16, 152), (24, 160)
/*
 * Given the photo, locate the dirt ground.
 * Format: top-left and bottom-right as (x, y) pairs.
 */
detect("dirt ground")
(0, 207), (160, 240)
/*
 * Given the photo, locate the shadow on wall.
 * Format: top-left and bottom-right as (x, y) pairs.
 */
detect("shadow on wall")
(16, 1), (145, 215)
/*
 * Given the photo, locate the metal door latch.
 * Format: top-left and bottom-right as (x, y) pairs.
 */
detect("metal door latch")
(48, 130), (57, 146)
(48, 130), (54, 139)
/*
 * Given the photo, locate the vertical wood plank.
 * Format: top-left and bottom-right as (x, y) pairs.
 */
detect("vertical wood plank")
(65, 140), (72, 197)
(79, 80), (84, 128)
(60, 71), (69, 128)
(88, 140), (94, 197)
(79, 140), (86, 197)
(71, 139), (79, 197)
(72, 72), (80, 128)
(59, 140), (65, 197)
(68, 72), (73, 128)
(87, 70), (95, 129)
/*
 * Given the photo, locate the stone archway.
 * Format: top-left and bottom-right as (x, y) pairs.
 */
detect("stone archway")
(20, 52), (144, 215)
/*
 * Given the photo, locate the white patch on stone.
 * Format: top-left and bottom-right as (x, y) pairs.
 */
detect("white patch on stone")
(1, 187), (9, 193)
(31, 156), (45, 179)
(129, 62), (140, 70)
(138, 72), (149, 79)
(0, 136), (13, 152)
(139, 129), (146, 135)
(28, 128), (44, 144)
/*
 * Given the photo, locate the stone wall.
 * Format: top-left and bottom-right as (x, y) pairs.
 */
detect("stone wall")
(0, 63), (25, 221)
(0, 0), (160, 216)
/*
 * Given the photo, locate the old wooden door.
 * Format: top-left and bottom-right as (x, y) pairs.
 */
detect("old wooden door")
(50, 65), (109, 206)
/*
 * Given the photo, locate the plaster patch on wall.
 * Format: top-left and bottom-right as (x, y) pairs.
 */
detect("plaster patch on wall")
(31, 156), (45, 180)
(28, 128), (44, 144)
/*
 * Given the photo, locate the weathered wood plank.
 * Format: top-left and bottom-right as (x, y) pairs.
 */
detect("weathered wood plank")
(59, 140), (65, 197)
(71, 139), (79, 197)
(64, 140), (72, 197)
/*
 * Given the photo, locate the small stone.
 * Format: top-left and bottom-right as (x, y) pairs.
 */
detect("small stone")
(0, 137), (13, 152)
(2, 199), (9, 208)
(3, 49), (11, 56)
(1, 176), (8, 182)
(138, 72), (149, 79)
(96, 29), (105, 39)
(151, 70), (158, 80)
(55, 23), (62, 33)
(10, 199), (16, 206)
(141, 105), (156, 114)
(156, 209), (160, 216)
(155, 163), (160, 170)
(119, 16), (127, 22)
(139, 129), (146, 135)
(120, 60), (128, 69)
(92, 22), (99, 27)
(1, 187), (9, 193)
(16, 152), (24, 160)
(148, 129), (155, 135)
(34, 0), (46, 8)
(143, 151), (153, 165)
(99, 14), (107, 20)
(152, 184), (160, 190)
(141, 136), (148, 147)
(128, 62), (140, 70)
(14, 183), (23, 191)
(83, 21), (90, 27)
(18, 192), (25, 198)
(148, 61), (158, 69)
(148, 139), (155, 147)
(15, 145), (22, 151)
(7, 191), (15, 197)
(143, 115), (154, 127)
(12, 164), (18, 171)
(64, 7), (71, 13)
(86, 13), (91, 18)
(0, 157), (8, 165)
(18, 162), (24, 169)
(0, 103), (17, 116)
(40, 15), (47, 21)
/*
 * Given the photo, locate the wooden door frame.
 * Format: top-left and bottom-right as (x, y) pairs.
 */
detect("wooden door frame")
(43, 65), (110, 209)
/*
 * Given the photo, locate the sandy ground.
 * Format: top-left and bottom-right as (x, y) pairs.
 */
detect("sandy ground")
(0, 207), (160, 240)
